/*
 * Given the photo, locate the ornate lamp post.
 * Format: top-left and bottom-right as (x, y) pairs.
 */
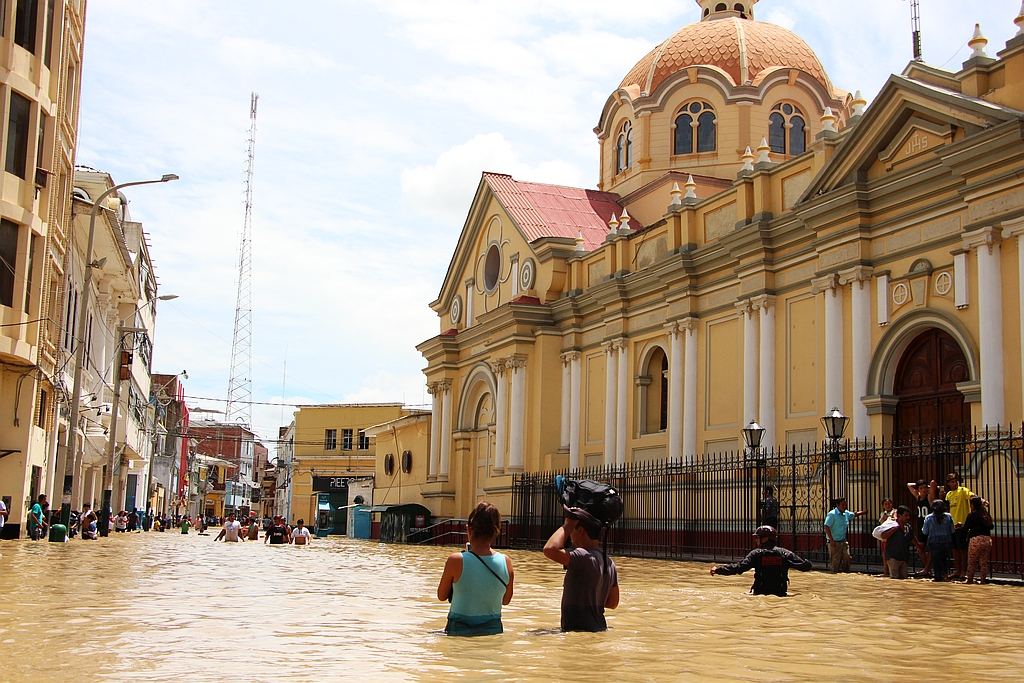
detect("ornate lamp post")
(821, 407), (849, 510)
(742, 419), (766, 527)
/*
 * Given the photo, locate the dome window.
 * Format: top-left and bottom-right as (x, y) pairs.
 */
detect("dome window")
(673, 102), (716, 155)
(769, 103), (807, 156)
(616, 120), (633, 174)
(715, 3), (727, 11)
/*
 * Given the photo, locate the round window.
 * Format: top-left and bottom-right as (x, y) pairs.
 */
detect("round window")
(484, 244), (501, 292)
(384, 453), (395, 476)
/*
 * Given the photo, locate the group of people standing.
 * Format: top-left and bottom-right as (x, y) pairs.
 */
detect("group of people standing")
(212, 512), (312, 546)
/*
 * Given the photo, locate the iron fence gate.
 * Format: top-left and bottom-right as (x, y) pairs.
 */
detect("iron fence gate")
(509, 428), (1024, 577)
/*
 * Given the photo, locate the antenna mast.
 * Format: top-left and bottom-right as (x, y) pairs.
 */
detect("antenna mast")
(910, 0), (922, 61)
(226, 92), (258, 426)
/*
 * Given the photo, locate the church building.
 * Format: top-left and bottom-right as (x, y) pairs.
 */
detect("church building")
(376, 0), (1024, 519)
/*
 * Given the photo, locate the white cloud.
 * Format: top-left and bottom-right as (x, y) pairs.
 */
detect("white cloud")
(400, 133), (586, 223)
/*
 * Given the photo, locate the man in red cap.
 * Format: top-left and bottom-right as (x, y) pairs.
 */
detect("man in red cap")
(543, 505), (619, 631)
(710, 526), (812, 596)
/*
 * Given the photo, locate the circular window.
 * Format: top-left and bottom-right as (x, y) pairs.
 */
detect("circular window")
(519, 258), (536, 291)
(401, 450), (413, 473)
(892, 283), (910, 307)
(384, 453), (395, 476)
(484, 244), (501, 292)
(450, 295), (463, 325)
(783, 103), (793, 115)
(934, 271), (953, 296)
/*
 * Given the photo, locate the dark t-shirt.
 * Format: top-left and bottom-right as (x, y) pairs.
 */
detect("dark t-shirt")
(915, 496), (931, 534)
(267, 524), (289, 545)
(762, 496), (780, 528)
(561, 547), (617, 632)
(963, 511), (993, 539)
(884, 524), (915, 562)
(715, 546), (812, 596)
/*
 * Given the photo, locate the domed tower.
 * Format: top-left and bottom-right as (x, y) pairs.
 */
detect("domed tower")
(596, 0), (848, 195)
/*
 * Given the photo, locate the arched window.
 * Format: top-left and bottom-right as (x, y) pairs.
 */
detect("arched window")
(673, 102), (716, 154)
(642, 349), (669, 434)
(616, 120), (633, 173)
(768, 103), (807, 156)
(715, 2), (727, 10)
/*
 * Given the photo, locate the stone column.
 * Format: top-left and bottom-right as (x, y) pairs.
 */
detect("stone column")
(737, 299), (758, 427)
(666, 322), (684, 463)
(569, 352), (582, 470)
(682, 319), (698, 463)
(427, 382), (441, 480)
(964, 227), (1004, 427)
(616, 340), (629, 466)
(753, 296), (776, 450)
(603, 341), (617, 466)
(813, 274), (844, 413)
(560, 352), (572, 453)
(491, 361), (507, 474)
(840, 267), (873, 440)
(465, 280), (474, 327)
(508, 358), (527, 471)
(1003, 218), (1024, 421)
(439, 380), (453, 481)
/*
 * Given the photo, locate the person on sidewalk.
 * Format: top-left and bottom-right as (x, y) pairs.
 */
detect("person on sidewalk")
(823, 497), (868, 573)
(964, 495), (994, 584)
(944, 473), (978, 580)
(711, 525), (812, 595)
(923, 500), (955, 581)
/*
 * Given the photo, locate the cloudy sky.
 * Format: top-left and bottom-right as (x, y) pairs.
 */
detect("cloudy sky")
(76, 0), (1022, 449)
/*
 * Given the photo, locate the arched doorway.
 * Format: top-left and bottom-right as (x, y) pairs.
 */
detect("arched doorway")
(473, 394), (494, 502)
(892, 328), (971, 439)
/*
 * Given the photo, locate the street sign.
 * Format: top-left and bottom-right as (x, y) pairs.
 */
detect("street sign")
(312, 476), (349, 492)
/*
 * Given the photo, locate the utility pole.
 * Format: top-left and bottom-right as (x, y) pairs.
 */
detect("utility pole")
(226, 93), (258, 427)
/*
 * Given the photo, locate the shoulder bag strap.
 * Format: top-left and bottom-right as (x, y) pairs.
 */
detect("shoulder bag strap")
(468, 551), (508, 587)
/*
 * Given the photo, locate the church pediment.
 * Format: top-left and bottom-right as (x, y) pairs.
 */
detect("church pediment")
(798, 74), (1024, 203)
(874, 116), (955, 175)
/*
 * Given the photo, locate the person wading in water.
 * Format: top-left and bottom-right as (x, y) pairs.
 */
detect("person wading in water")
(437, 501), (514, 636)
(710, 526), (812, 596)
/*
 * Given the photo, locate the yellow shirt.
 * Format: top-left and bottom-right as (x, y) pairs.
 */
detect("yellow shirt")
(945, 485), (973, 525)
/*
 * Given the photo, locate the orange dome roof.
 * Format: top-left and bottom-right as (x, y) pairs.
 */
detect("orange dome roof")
(619, 18), (832, 95)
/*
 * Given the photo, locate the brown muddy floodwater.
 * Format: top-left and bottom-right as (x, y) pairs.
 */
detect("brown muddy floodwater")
(0, 533), (1021, 682)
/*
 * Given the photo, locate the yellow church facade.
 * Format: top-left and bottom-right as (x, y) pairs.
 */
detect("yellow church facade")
(392, 1), (1024, 521)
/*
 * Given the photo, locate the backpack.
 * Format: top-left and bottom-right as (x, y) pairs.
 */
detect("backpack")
(557, 477), (624, 527)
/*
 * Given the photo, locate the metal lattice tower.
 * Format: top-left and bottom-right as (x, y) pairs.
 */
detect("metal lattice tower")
(910, 0), (922, 61)
(226, 92), (258, 425)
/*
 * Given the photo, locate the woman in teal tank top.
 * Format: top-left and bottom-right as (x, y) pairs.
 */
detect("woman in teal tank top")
(437, 501), (515, 636)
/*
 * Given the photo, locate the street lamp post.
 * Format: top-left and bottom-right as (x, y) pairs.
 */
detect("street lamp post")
(99, 295), (178, 536)
(820, 407), (849, 512)
(61, 173), (178, 532)
(742, 419), (766, 529)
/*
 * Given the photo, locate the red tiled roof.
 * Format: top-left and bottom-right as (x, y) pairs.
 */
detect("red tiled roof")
(483, 173), (626, 251)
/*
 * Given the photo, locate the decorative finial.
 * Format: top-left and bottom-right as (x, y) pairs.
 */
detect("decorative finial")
(850, 90), (867, 117)
(1016, 1), (1024, 37)
(575, 231), (585, 252)
(820, 107), (837, 133)
(608, 212), (619, 236)
(741, 146), (755, 172)
(968, 23), (988, 58)
(619, 207), (631, 231)
(684, 175), (697, 200)
(670, 182), (683, 206)
(756, 137), (771, 165)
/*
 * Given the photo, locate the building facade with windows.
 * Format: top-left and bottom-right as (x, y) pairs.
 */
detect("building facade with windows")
(0, 0), (86, 537)
(285, 403), (406, 528)
(406, 1), (1024, 520)
(190, 420), (261, 520)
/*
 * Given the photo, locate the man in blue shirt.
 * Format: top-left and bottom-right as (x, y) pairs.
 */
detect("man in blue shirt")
(823, 497), (867, 573)
(27, 494), (47, 541)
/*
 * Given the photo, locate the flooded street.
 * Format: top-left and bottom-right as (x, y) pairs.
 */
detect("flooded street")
(0, 533), (1021, 682)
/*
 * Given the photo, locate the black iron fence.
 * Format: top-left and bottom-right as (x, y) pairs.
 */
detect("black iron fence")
(509, 427), (1024, 577)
